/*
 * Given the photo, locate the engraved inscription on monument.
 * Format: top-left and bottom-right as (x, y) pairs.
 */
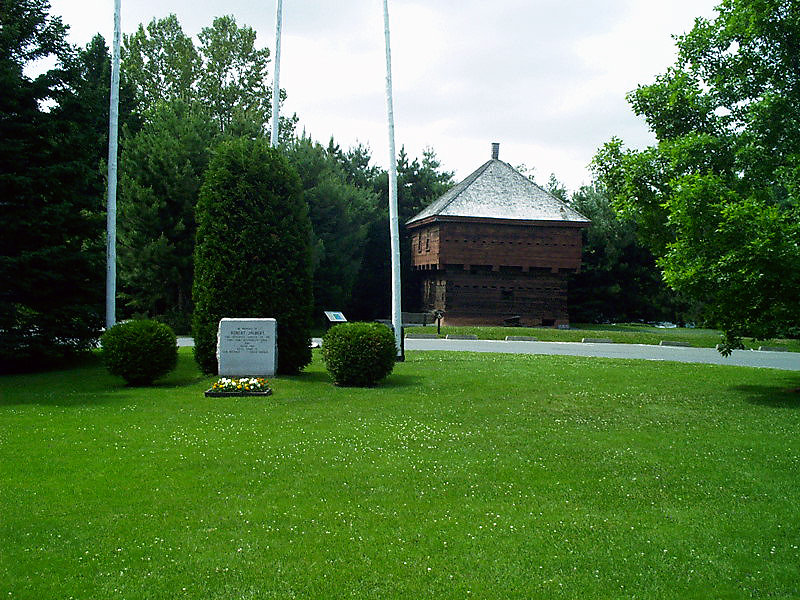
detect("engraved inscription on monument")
(217, 318), (277, 377)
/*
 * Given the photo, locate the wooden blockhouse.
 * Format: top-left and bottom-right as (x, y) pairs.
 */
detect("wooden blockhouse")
(406, 144), (589, 327)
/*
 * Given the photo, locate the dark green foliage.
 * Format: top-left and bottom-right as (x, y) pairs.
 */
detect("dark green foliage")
(118, 100), (217, 332)
(286, 136), (377, 322)
(0, 0), (67, 65)
(100, 319), (177, 385)
(321, 322), (396, 386)
(592, 0), (800, 353)
(349, 147), (453, 318)
(395, 148), (455, 225)
(544, 173), (568, 203)
(327, 139), (381, 190)
(348, 217), (391, 320)
(192, 138), (313, 375)
(568, 183), (686, 324)
(0, 0), (106, 371)
(61, 34), (140, 160)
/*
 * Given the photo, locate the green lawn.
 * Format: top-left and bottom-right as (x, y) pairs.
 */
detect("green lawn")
(2, 349), (799, 599)
(406, 323), (800, 351)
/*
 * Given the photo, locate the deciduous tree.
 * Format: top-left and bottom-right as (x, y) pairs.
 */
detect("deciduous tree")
(593, 0), (800, 353)
(122, 14), (199, 113)
(197, 15), (271, 134)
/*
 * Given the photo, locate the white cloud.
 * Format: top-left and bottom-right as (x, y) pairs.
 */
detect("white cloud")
(47, 0), (720, 191)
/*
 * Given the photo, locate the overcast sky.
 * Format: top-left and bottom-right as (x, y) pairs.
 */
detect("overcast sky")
(49, 0), (720, 191)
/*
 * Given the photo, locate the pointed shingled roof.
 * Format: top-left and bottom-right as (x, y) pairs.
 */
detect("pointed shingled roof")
(407, 158), (589, 226)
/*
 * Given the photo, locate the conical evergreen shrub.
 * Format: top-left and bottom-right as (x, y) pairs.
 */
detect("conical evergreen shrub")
(192, 138), (313, 375)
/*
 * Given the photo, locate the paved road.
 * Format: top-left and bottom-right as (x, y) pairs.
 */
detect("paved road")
(403, 338), (800, 370)
(179, 336), (800, 371)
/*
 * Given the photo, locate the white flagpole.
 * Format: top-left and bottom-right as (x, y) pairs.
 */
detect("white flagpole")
(270, 0), (283, 147)
(106, 0), (121, 329)
(383, 0), (403, 360)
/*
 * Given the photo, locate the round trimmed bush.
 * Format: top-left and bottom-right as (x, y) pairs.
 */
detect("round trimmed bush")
(322, 322), (397, 387)
(101, 319), (178, 385)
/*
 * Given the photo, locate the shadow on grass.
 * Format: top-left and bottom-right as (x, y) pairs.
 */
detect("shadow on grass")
(330, 374), (422, 389)
(382, 373), (422, 388)
(0, 350), (104, 376)
(0, 389), (134, 408)
(284, 370), (332, 384)
(154, 374), (210, 389)
(0, 351), (208, 407)
(283, 370), (421, 389)
(734, 381), (800, 409)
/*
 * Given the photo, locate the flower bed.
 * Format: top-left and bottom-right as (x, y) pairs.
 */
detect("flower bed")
(204, 377), (272, 397)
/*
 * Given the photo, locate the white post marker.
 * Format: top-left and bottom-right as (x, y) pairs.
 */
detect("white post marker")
(105, 0), (121, 329)
(383, 0), (403, 359)
(270, 0), (283, 148)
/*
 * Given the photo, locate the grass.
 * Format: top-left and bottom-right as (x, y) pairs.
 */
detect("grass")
(406, 323), (800, 351)
(1, 348), (799, 599)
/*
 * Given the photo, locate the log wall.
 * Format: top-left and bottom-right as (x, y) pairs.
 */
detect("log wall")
(408, 218), (585, 326)
(410, 221), (583, 272)
(420, 269), (569, 327)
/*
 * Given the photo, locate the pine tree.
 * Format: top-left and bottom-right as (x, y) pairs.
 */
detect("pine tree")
(0, 0), (105, 370)
(349, 147), (453, 317)
(286, 136), (377, 321)
(118, 100), (216, 331)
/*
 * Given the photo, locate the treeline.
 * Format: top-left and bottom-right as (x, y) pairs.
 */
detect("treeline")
(539, 178), (689, 326)
(117, 14), (459, 333)
(10, 0), (782, 370)
(0, 2), (455, 371)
